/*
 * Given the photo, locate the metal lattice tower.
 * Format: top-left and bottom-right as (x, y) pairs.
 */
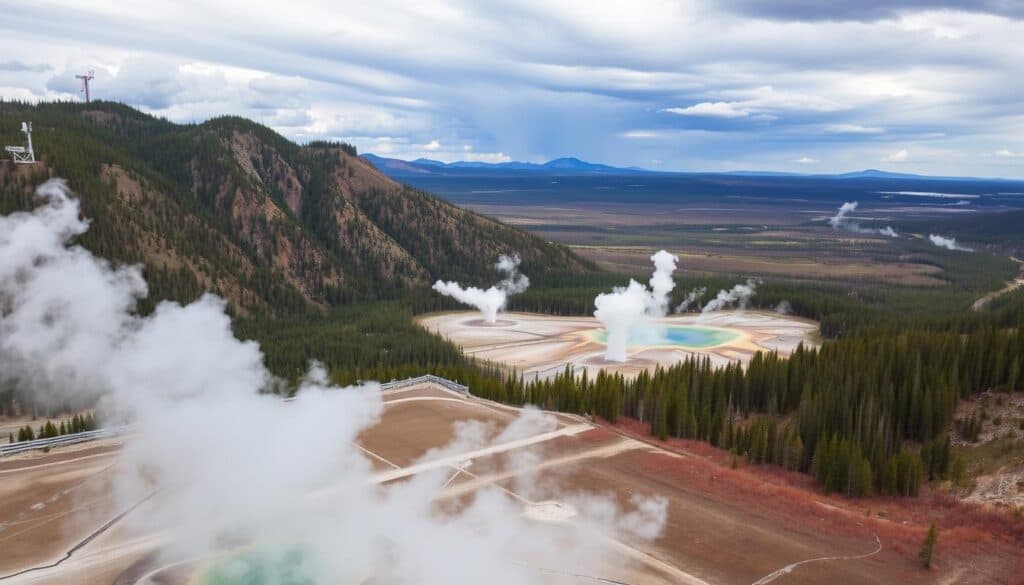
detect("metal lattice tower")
(76, 70), (95, 102)
(5, 122), (36, 164)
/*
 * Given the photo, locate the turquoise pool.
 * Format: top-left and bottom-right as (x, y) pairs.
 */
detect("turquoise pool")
(591, 325), (740, 349)
(199, 548), (315, 585)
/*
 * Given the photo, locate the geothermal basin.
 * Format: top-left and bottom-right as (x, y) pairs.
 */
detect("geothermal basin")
(418, 311), (819, 380)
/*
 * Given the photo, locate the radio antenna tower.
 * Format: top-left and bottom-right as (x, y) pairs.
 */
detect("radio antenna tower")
(5, 122), (37, 164)
(76, 70), (95, 102)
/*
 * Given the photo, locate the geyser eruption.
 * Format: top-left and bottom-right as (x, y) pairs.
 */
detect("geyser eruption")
(929, 234), (974, 252)
(828, 201), (898, 238)
(646, 249), (678, 317)
(702, 278), (760, 314)
(432, 253), (529, 323)
(594, 250), (678, 362)
(1, 180), (666, 584)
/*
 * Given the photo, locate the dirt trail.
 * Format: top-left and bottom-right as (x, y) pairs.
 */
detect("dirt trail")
(972, 256), (1024, 311)
(750, 535), (882, 585)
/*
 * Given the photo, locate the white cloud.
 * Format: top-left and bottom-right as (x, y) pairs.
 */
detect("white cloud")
(461, 151), (511, 163)
(995, 149), (1022, 158)
(793, 156), (818, 164)
(1, 1), (1023, 176)
(824, 123), (885, 134)
(662, 102), (749, 118)
(423, 139), (441, 151)
(882, 148), (909, 162)
(620, 130), (660, 139)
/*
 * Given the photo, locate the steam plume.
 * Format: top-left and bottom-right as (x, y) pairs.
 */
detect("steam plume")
(774, 300), (793, 315)
(646, 249), (679, 317)
(674, 287), (707, 313)
(594, 250), (678, 362)
(828, 201), (858, 228)
(432, 254), (530, 323)
(702, 278), (760, 314)
(0, 181), (666, 583)
(828, 201), (898, 238)
(929, 234), (974, 252)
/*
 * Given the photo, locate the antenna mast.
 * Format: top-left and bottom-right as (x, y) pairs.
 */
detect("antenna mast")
(5, 122), (37, 164)
(76, 70), (95, 103)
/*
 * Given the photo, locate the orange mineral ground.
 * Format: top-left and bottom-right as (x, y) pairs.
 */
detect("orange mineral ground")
(5, 380), (1014, 585)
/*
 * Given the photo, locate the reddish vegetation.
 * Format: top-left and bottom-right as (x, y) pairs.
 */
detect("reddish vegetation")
(608, 417), (1024, 575)
(575, 426), (620, 444)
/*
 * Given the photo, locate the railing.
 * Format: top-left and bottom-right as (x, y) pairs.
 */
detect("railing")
(1, 375), (470, 457)
(0, 426), (131, 458)
(379, 374), (469, 394)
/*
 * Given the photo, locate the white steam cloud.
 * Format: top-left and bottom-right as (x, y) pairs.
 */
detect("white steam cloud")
(593, 250), (678, 362)
(432, 254), (530, 323)
(674, 287), (706, 313)
(774, 300), (793, 315)
(828, 201), (898, 238)
(0, 181), (666, 584)
(702, 278), (760, 314)
(929, 234), (974, 252)
(828, 201), (858, 228)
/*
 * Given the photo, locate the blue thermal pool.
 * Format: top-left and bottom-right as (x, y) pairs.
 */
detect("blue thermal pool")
(198, 548), (316, 585)
(590, 325), (740, 349)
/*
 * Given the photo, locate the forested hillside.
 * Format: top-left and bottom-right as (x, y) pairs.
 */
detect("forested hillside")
(4, 101), (1023, 503)
(0, 101), (589, 316)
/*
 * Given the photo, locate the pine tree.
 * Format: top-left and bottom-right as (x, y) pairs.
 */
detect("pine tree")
(918, 523), (938, 569)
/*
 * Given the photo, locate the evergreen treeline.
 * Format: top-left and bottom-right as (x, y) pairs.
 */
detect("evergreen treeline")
(486, 319), (1021, 497)
(233, 293), (1024, 498)
(9, 413), (98, 443)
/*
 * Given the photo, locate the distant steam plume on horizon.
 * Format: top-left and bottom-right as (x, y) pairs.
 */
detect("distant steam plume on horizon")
(0, 180), (667, 584)
(828, 201), (899, 238)
(593, 250), (678, 362)
(432, 253), (530, 323)
(929, 234), (974, 252)
(828, 201), (859, 228)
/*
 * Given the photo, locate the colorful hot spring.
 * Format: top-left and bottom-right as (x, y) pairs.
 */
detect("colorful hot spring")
(197, 548), (317, 585)
(591, 325), (740, 349)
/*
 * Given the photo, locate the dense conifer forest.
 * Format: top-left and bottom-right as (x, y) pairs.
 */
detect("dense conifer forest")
(3, 100), (1023, 498)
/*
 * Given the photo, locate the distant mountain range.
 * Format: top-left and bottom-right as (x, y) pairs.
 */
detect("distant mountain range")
(362, 154), (645, 176)
(363, 153), (1021, 183)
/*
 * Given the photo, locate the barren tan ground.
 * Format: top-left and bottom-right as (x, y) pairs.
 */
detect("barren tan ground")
(3, 381), (992, 585)
(418, 311), (819, 380)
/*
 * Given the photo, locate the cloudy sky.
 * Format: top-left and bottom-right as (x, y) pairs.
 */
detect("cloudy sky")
(2, 0), (1023, 176)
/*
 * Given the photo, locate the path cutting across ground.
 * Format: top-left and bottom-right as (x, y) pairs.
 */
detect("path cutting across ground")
(1, 381), (940, 585)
